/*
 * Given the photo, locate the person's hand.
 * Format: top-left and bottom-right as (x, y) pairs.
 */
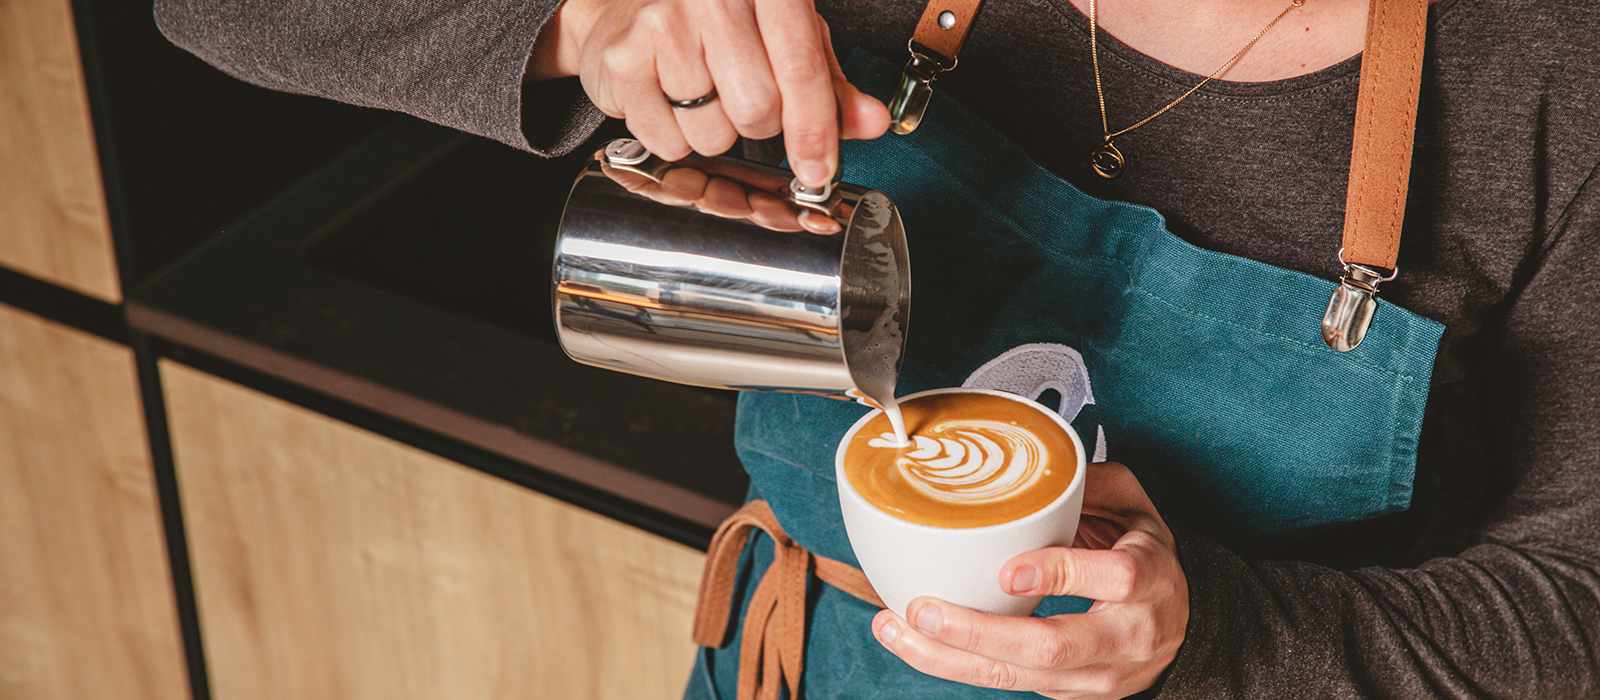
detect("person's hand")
(531, 0), (891, 187)
(871, 462), (1189, 699)
(600, 156), (841, 232)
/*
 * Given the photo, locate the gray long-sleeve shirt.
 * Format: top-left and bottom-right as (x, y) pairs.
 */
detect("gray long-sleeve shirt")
(154, 0), (1600, 697)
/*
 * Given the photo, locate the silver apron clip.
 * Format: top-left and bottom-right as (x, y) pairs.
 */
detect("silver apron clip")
(1322, 250), (1397, 352)
(892, 0), (985, 133)
(889, 45), (955, 135)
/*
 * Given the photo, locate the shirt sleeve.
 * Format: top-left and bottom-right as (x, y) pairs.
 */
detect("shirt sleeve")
(152, 0), (606, 156)
(1156, 163), (1600, 699)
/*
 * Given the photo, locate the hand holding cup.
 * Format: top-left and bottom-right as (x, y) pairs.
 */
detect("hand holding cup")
(870, 461), (1189, 699)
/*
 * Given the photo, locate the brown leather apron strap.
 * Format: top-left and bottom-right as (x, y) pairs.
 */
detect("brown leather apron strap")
(1323, 0), (1431, 352)
(910, 0), (986, 64)
(1341, 0), (1430, 271)
(692, 500), (882, 700)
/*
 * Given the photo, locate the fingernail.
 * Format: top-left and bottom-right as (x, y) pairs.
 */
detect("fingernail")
(915, 605), (941, 634)
(794, 161), (829, 186)
(800, 211), (842, 234)
(878, 620), (900, 645)
(1011, 565), (1039, 593)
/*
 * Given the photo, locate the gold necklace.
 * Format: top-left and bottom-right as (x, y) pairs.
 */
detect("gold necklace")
(1089, 0), (1308, 178)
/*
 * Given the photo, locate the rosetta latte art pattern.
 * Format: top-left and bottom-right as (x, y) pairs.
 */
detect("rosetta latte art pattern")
(868, 420), (1049, 504)
(844, 391), (1077, 527)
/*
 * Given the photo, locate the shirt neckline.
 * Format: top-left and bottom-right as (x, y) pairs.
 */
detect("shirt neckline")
(1038, 0), (1368, 100)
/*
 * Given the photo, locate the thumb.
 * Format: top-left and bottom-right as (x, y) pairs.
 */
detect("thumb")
(817, 14), (889, 141)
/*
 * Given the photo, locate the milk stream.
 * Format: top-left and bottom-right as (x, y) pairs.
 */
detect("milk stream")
(880, 395), (911, 446)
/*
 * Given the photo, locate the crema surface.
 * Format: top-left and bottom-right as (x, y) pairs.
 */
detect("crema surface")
(843, 392), (1075, 528)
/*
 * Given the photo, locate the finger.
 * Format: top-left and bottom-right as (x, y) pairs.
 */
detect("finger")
(872, 609), (1064, 692)
(594, 14), (694, 161)
(609, 54), (693, 161)
(654, 166), (712, 206)
(599, 161), (663, 194)
(1074, 512), (1125, 550)
(744, 189), (807, 232)
(1081, 462), (1153, 514)
(667, 85), (740, 158)
(1001, 531), (1174, 603)
(838, 80), (892, 142)
(899, 598), (1127, 672)
(799, 210), (842, 234)
(652, 30), (740, 155)
(581, 42), (628, 120)
(624, 4), (737, 158)
(1080, 462), (1174, 542)
(818, 17), (889, 142)
(754, 0), (837, 186)
(701, 0), (782, 139)
(699, 157), (791, 191)
(695, 175), (755, 218)
(585, 72), (627, 120)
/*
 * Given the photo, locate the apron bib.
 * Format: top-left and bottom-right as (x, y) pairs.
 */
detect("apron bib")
(686, 51), (1443, 699)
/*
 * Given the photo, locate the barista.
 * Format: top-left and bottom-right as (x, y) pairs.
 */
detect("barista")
(155, 0), (1600, 698)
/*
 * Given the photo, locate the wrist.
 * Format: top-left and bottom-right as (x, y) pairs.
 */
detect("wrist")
(526, 0), (598, 81)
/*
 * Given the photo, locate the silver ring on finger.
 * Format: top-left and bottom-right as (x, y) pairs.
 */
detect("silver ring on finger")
(667, 88), (718, 110)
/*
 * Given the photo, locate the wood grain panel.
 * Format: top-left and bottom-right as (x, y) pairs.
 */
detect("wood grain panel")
(161, 360), (707, 700)
(0, 304), (188, 699)
(0, 0), (120, 301)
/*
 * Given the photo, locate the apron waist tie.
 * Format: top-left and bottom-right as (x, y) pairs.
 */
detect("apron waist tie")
(693, 500), (884, 700)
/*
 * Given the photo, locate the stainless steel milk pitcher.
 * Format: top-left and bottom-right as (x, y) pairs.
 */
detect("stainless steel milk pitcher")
(552, 139), (911, 411)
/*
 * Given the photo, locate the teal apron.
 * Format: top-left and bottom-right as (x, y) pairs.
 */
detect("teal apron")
(684, 53), (1442, 699)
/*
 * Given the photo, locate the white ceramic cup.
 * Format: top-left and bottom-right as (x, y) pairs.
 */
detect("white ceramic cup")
(835, 387), (1087, 619)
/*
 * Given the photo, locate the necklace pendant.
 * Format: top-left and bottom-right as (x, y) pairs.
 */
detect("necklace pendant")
(1091, 141), (1125, 179)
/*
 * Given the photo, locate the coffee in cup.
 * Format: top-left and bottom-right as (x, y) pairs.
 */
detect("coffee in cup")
(836, 388), (1086, 618)
(842, 391), (1078, 528)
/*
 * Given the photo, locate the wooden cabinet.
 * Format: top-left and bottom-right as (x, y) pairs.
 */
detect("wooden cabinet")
(0, 0), (120, 301)
(4, 4), (708, 694)
(0, 305), (188, 699)
(161, 360), (707, 700)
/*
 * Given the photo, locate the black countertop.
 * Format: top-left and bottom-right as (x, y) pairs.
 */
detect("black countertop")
(128, 116), (748, 547)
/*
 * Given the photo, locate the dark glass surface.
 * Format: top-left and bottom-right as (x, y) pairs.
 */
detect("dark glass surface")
(76, 0), (389, 286)
(286, 121), (747, 510)
(303, 124), (626, 344)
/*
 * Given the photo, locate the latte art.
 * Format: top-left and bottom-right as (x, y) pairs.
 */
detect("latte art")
(867, 420), (1049, 505)
(844, 391), (1077, 528)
